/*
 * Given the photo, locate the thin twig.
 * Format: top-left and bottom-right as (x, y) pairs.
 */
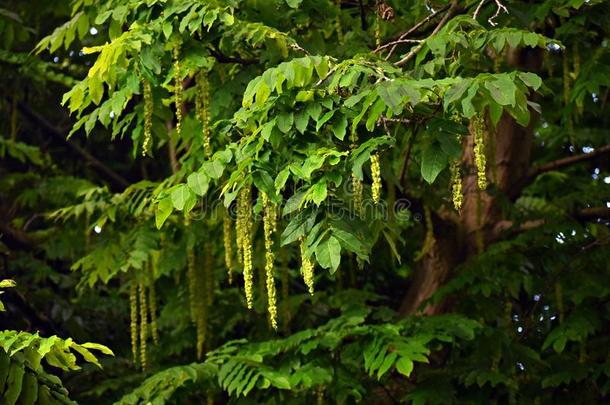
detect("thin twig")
(374, 39), (422, 53)
(528, 145), (610, 178)
(488, 0), (508, 26)
(395, 1), (460, 67)
(384, 3), (450, 60)
(472, 0), (486, 20)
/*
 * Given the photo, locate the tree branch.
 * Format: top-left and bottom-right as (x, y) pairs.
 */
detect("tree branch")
(15, 100), (130, 189)
(207, 47), (258, 65)
(528, 145), (610, 178)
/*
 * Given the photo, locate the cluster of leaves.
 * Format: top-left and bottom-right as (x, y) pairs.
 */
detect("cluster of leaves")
(1, 0), (609, 403)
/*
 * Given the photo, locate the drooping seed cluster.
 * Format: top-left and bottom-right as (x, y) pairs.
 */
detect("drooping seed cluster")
(148, 259), (159, 345)
(299, 237), (315, 295)
(370, 153), (382, 204)
(138, 278), (148, 370)
(186, 228), (208, 359)
(172, 43), (183, 139)
(196, 71), (211, 157)
(262, 193), (278, 330)
(351, 173), (363, 217)
(129, 278), (138, 365)
(129, 267), (158, 370)
(450, 160), (463, 211)
(472, 115), (487, 190)
(223, 211), (233, 284)
(142, 79), (153, 156)
(236, 184), (254, 308)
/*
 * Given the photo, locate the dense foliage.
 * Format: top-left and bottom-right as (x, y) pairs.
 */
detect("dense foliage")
(1, 0), (609, 403)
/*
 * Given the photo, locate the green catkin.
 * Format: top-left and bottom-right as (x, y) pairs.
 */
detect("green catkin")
(172, 42), (183, 140)
(142, 79), (153, 156)
(129, 278), (139, 366)
(472, 115), (487, 190)
(450, 160), (463, 211)
(148, 259), (159, 345)
(262, 193), (278, 330)
(195, 245), (210, 359)
(352, 173), (363, 217)
(186, 243), (197, 325)
(300, 237), (315, 295)
(334, 0), (344, 45)
(238, 185), (254, 308)
(205, 243), (213, 307)
(370, 153), (382, 204)
(138, 278), (148, 371)
(196, 72), (211, 157)
(223, 211), (233, 284)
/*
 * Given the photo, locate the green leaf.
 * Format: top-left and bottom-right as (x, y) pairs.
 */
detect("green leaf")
(331, 114), (347, 140)
(187, 172), (210, 196)
(484, 74), (516, 106)
(171, 184), (190, 211)
(421, 142), (447, 183)
(155, 196), (173, 229)
(277, 111), (294, 133)
(202, 160), (224, 179)
(315, 236), (341, 273)
(518, 72), (542, 91)
(395, 357), (414, 377)
(310, 181), (327, 205)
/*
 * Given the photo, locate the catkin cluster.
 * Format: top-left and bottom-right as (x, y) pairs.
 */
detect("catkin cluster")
(300, 237), (315, 295)
(196, 71), (211, 157)
(142, 79), (153, 156)
(148, 260), (159, 345)
(223, 211), (233, 284)
(262, 193), (278, 330)
(129, 279), (138, 365)
(370, 153), (382, 204)
(472, 115), (487, 190)
(173, 43), (183, 139)
(236, 185), (254, 308)
(138, 278), (148, 370)
(352, 173), (363, 217)
(186, 232), (208, 359)
(450, 160), (463, 211)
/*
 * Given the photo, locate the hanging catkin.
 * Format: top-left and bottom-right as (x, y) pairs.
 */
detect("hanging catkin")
(450, 160), (463, 211)
(172, 42), (183, 139)
(472, 115), (487, 190)
(299, 237), (315, 295)
(129, 277), (139, 366)
(262, 193), (278, 330)
(148, 258), (159, 345)
(138, 277), (148, 371)
(186, 234), (197, 325)
(196, 248), (208, 360)
(142, 79), (153, 156)
(223, 211), (233, 284)
(370, 153), (382, 204)
(237, 185), (254, 308)
(196, 71), (211, 157)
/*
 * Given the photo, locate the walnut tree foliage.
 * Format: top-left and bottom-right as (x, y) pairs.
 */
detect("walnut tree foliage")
(1, 0), (609, 403)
